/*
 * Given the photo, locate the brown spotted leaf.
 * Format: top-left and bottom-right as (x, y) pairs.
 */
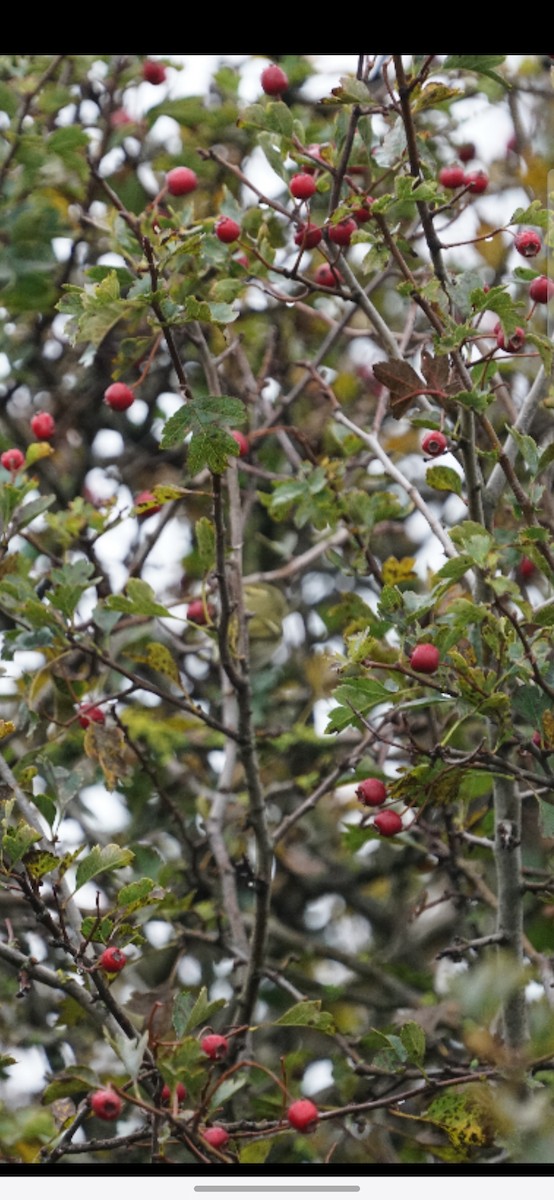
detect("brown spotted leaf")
(372, 360), (428, 419)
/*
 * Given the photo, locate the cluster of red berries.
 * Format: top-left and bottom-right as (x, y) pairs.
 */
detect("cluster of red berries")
(355, 777), (403, 837)
(1, 409), (58, 476)
(438, 166), (489, 193)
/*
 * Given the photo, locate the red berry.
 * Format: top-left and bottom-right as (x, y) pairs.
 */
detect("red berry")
(231, 430), (249, 457)
(314, 264), (343, 288)
(438, 165), (466, 189)
(352, 197), (374, 224)
(458, 142), (476, 163)
(203, 1126), (230, 1149)
(78, 704), (105, 729)
(287, 1099), (319, 1132)
(187, 599), (214, 626)
(294, 223), (322, 250)
(410, 643), (440, 674)
(260, 65), (289, 95)
(328, 218), (357, 247)
(290, 173), (317, 201)
(421, 430), (448, 457)
(1, 448), (25, 472)
(166, 167), (198, 197)
(90, 1089), (122, 1121)
(215, 217), (241, 244)
(373, 811), (403, 837)
(161, 1082), (187, 1104)
(30, 412), (55, 440)
(529, 275), (554, 304)
(135, 490), (162, 520)
(356, 778), (387, 807)
(507, 133), (518, 154)
(201, 1033), (229, 1060)
(514, 230), (541, 258)
(518, 556), (536, 580)
(98, 946), (127, 973)
(143, 61), (166, 86)
(104, 383), (135, 411)
(465, 170), (489, 194)
(494, 323), (526, 353)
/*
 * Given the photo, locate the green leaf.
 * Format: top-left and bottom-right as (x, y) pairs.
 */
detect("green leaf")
(510, 200), (548, 230)
(12, 494), (55, 532)
(444, 54), (505, 71)
(2, 820), (42, 863)
(239, 100), (293, 137)
(160, 395), (246, 450)
(274, 999), (335, 1033)
(117, 877), (155, 907)
(172, 990), (194, 1038)
(104, 579), (171, 618)
(240, 1140), (271, 1164)
(506, 426), (540, 474)
(426, 465), (463, 496)
(511, 684), (550, 725)
(400, 1021), (426, 1065)
(172, 986), (226, 1037)
(188, 427), (241, 475)
(75, 843), (134, 891)
(434, 555), (475, 582)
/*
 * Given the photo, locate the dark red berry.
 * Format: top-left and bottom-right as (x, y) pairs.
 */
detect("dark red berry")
(514, 230), (541, 258)
(410, 643), (440, 674)
(90, 1089), (122, 1120)
(314, 264), (343, 288)
(287, 1099), (319, 1132)
(294, 223), (322, 250)
(1, 448), (25, 471)
(201, 1033), (229, 1059)
(231, 430), (249, 457)
(143, 61), (166, 86)
(529, 276), (554, 304)
(355, 778), (387, 807)
(465, 170), (489, 194)
(203, 1126), (230, 1148)
(187, 600), (214, 626)
(328, 218), (357, 247)
(458, 143), (476, 163)
(421, 431), (448, 457)
(290, 173), (317, 200)
(494, 323), (526, 353)
(373, 811), (403, 837)
(98, 947), (127, 973)
(260, 65), (289, 95)
(104, 383), (135, 411)
(439, 165), (466, 189)
(215, 217), (241, 244)
(30, 412), (55, 440)
(78, 704), (105, 728)
(166, 167), (198, 196)
(161, 1082), (187, 1104)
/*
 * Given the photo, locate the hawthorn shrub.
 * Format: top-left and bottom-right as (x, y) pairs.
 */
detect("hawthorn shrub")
(0, 53), (554, 1168)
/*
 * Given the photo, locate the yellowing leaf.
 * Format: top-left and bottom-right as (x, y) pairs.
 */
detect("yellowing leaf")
(0, 720), (15, 738)
(474, 222), (508, 270)
(382, 556), (417, 585)
(84, 723), (133, 791)
(25, 442), (55, 465)
(128, 641), (181, 686)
